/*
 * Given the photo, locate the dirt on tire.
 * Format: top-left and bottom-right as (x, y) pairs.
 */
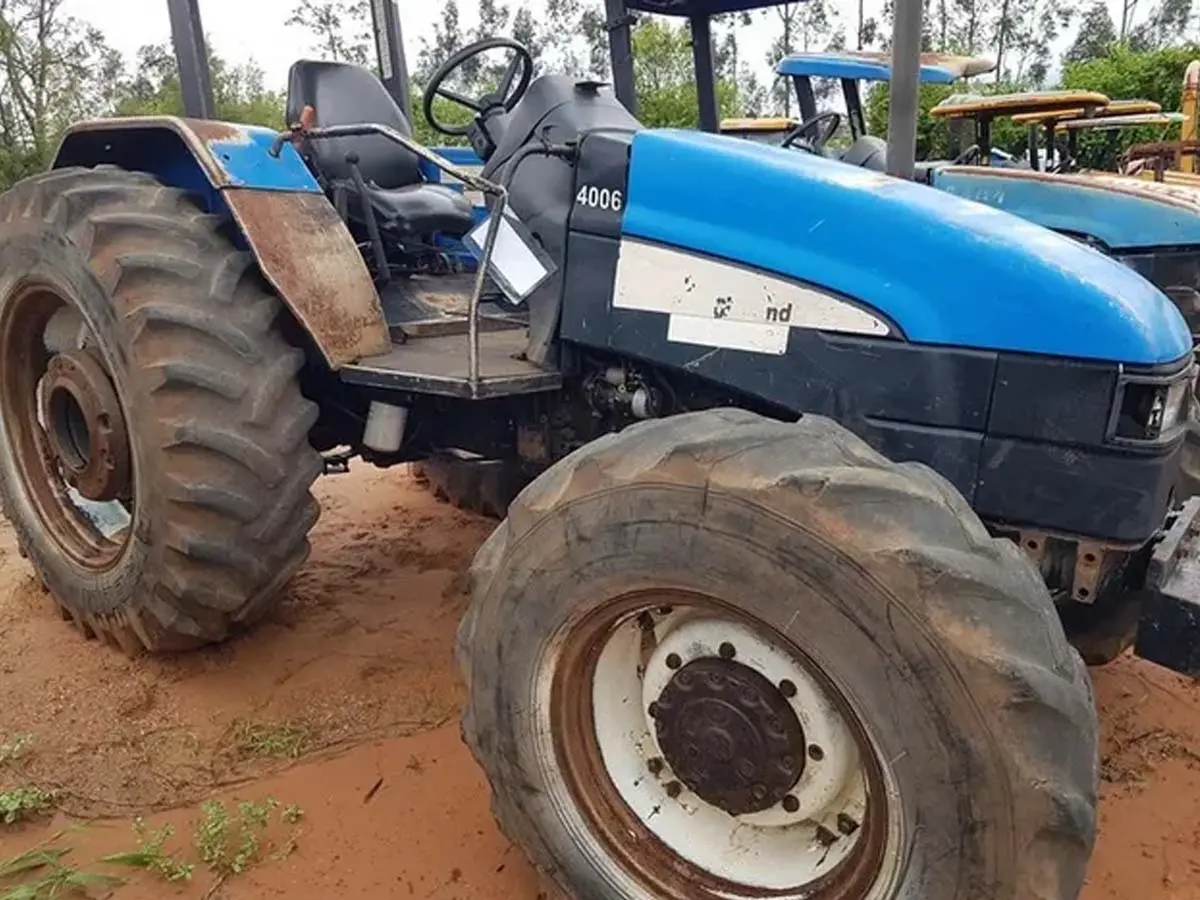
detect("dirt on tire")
(0, 465), (1195, 899)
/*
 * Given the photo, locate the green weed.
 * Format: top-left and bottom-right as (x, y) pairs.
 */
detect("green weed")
(230, 721), (310, 760)
(101, 817), (193, 882)
(0, 789), (52, 826)
(193, 797), (299, 878)
(0, 839), (121, 900)
(0, 736), (32, 768)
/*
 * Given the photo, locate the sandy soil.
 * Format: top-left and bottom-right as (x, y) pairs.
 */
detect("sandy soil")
(0, 465), (1196, 899)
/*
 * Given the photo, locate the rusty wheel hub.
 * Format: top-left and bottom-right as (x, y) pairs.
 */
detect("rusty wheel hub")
(651, 656), (806, 816)
(39, 349), (130, 502)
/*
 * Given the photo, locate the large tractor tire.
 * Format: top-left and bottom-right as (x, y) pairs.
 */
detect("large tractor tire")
(0, 167), (321, 653)
(459, 409), (1098, 900)
(412, 457), (527, 519)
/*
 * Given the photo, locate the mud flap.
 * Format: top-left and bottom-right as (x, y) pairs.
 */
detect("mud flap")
(1135, 497), (1200, 674)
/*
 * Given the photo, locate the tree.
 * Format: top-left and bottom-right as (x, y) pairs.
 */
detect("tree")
(1065, 1), (1117, 64)
(1063, 42), (1200, 109)
(1129, 0), (1196, 51)
(764, 2), (840, 115)
(0, 0), (126, 185)
(415, 0), (465, 84)
(285, 0), (371, 65)
(632, 17), (739, 128)
(109, 42), (285, 129)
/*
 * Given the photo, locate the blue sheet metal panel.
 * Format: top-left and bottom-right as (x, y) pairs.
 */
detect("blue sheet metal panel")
(932, 168), (1200, 251)
(205, 124), (321, 192)
(776, 53), (959, 84)
(621, 129), (1191, 365)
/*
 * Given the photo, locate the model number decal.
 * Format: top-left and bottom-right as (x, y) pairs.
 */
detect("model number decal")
(576, 185), (624, 212)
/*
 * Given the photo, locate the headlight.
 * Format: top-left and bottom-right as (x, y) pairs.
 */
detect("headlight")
(1112, 368), (1194, 443)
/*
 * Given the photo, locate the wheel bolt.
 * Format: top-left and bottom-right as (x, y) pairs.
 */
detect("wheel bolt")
(665, 781), (683, 799)
(782, 794), (800, 813)
(718, 642), (736, 659)
(837, 813), (860, 835)
(808, 744), (825, 762)
(779, 679), (797, 698)
(647, 757), (664, 776)
(648, 701), (661, 718)
(816, 825), (838, 847)
(666, 652), (682, 670)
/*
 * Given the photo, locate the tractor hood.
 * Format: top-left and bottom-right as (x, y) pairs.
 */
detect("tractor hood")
(620, 130), (1191, 366)
(931, 165), (1200, 251)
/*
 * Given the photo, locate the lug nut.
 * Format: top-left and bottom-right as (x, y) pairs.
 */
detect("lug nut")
(666, 652), (682, 670)
(648, 701), (662, 718)
(665, 781), (683, 799)
(647, 757), (664, 776)
(719, 642), (736, 659)
(816, 825), (838, 847)
(808, 744), (825, 762)
(782, 795), (800, 813)
(837, 813), (860, 835)
(779, 679), (797, 698)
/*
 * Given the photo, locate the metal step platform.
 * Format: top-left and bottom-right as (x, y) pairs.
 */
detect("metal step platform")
(380, 273), (526, 339)
(340, 328), (562, 399)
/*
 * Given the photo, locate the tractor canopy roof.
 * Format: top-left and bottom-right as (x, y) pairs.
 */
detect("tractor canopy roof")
(1010, 98), (1162, 126)
(931, 89), (1111, 121)
(625, 0), (804, 14)
(1057, 111), (1184, 132)
(720, 117), (798, 132)
(776, 50), (995, 84)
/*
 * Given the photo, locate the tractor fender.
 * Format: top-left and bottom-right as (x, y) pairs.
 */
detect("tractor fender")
(53, 117), (390, 368)
(931, 165), (1200, 252)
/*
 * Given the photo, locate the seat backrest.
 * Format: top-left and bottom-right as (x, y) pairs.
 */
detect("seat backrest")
(840, 136), (888, 172)
(286, 59), (423, 188)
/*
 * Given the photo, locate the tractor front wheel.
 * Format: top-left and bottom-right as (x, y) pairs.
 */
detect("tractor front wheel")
(459, 409), (1098, 900)
(0, 167), (322, 652)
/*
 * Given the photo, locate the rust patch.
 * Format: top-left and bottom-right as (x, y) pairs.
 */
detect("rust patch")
(182, 117), (244, 142)
(224, 189), (389, 368)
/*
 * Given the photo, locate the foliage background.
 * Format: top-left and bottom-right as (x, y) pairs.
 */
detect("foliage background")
(0, 0), (1198, 186)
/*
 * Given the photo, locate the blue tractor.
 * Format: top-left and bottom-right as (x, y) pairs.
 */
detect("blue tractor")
(773, 49), (1200, 331)
(2, 0), (1198, 897)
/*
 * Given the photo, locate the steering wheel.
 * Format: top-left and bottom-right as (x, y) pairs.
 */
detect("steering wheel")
(781, 112), (842, 153)
(423, 38), (534, 137)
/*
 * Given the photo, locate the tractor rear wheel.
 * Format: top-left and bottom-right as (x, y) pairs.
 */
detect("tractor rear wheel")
(459, 409), (1098, 900)
(0, 167), (321, 652)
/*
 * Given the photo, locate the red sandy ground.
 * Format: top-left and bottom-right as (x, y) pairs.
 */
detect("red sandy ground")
(0, 466), (1195, 899)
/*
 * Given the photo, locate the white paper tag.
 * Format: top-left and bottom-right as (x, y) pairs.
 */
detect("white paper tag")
(465, 210), (555, 303)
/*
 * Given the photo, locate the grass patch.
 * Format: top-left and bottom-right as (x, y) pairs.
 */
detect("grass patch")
(0, 789), (53, 826)
(101, 818), (193, 882)
(0, 736), (31, 769)
(0, 837), (122, 900)
(193, 798), (303, 878)
(230, 721), (310, 760)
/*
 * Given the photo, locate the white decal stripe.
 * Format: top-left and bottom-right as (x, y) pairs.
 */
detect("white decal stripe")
(667, 314), (788, 355)
(613, 238), (890, 338)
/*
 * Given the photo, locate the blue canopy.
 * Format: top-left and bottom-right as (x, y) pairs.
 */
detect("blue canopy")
(777, 51), (995, 85)
(626, 0), (802, 15)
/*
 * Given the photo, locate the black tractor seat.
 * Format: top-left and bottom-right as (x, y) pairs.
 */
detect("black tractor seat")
(286, 59), (475, 239)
